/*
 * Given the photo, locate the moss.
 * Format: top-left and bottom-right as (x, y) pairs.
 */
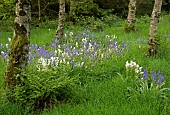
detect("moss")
(4, 23), (29, 89)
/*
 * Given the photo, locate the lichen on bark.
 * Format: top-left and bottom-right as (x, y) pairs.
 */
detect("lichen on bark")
(125, 0), (136, 32)
(4, 0), (31, 92)
(148, 0), (162, 56)
(56, 0), (65, 39)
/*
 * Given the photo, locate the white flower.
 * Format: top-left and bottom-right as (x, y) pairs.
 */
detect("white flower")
(101, 54), (104, 58)
(106, 35), (110, 38)
(63, 58), (66, 64)
(69, 32), (73, 36)
(6, 44), (9, 48)
(42, 59), (47, 67)
(125, 61), (131, 68)
(113, 35), (117, 39)
(139, 67), (142, 71)
(82, 37), (87, 43)
(132, 62), (136, 66)
(136, 64), (139, 68)
(58, 49), (62, 54)
(135, 69), (140, 73)
(1, 51), (4, 55)
(81, 62), (84, 66)
(76, 42), (78, 47)
(8, 38), (11, 42)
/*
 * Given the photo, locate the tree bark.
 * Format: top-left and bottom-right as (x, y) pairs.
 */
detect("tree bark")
(56, 0), (65, 39)
(127, 0), (136, 27)
(125, 0), (136, 32)
(148, 0), (162, 56)
(4, 0), (31, 89)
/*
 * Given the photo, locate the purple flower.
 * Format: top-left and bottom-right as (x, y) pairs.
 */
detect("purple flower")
(151, 70), (156, 82)
(40, 47), (45, 56)
(51, 43), (56, 47)
(158, 70), (161, 76)
(142, 69), (148, 79)
(157, 75), (164, 84)
(115, 42), (118, 46)
(30, 44), (36, 51)
(49, 51), (54, 58)
(157, 71), (164, 84)
(28, 54), (33, 63)
(96, 44), (100, 47)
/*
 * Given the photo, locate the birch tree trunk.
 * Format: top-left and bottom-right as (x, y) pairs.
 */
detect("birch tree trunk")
(4, 0), (31, 89)
(126, 0), (136, 32)
(69, 0), (77, 25)
(148, 0), (162, 56)
(56, 0), (65, 39)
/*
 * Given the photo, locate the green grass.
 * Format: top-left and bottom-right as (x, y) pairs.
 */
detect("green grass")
(0, 15), (170, 114)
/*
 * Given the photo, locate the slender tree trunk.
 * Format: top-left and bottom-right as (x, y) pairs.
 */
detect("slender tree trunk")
(69, 0), (77, 26)
(38, 0), (41, 21)
(148, 0), (162, 56)
(126, 0), (136, 32)
(56, 0), (65, 39)
(4, 0), (31, 89)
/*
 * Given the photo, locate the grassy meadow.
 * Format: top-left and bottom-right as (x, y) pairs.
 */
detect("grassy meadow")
(0, 15), (170, 114)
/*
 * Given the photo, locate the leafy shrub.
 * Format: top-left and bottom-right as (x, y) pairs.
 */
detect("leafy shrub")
(101, 14), (123, 27)
(0, 0), (15, 21)
(12, 68), (78, 110)
(76, 16), (105, 31)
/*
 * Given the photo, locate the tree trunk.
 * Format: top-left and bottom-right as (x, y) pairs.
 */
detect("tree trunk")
(126, 0), (136, 32)
(38, 0), (41, 21)
(56, 0), (65, 39)
(4, 0), (31, 89)
(69, 0), (77, 26)
(148, 0), (162, 56)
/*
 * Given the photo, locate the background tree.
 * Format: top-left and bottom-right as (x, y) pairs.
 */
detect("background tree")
(125, 0), (137, 32)
(4, 0), (31, 92)
(69, 0), (77, 25)
(38, 0), (41, 21)
(56, 0), (65, 39)
(148, 0), (162, 56)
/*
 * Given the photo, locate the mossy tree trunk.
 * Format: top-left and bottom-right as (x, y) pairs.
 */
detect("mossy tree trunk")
(56, 0), (65, 39)
(69, 0), (77, 26)
(4, 0), (31, 90)
(125, 0), (136, 32)
(148, 0), (162, 56)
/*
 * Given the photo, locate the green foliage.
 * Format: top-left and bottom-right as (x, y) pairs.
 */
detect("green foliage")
(0, 0), (15, 20)
(76, 15), (122, 31)
(101, 14), (122, 27)
(157, 34), (170, 59)
(76, 16), (105, 31)
(11, 68), (78, 110)
(124, 24), (137, 33)
(76, 0), (101, 17)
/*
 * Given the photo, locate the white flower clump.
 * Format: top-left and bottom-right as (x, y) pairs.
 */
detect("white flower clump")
(125, 60), (143, 75)
(37, 55), (70, 71)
